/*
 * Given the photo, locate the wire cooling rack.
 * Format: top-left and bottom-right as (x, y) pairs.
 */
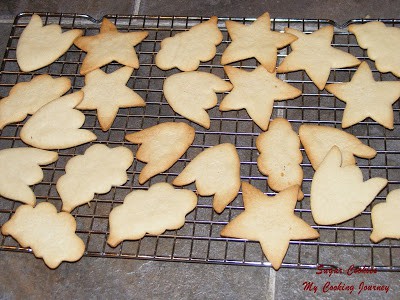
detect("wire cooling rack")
(0, 13), (399, 271)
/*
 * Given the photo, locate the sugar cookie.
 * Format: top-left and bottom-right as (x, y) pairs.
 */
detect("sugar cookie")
(1, 202), (85, 269)
(310, 146), (387, 225)
(57, 144), (133, 212)
(20, 91), (97, 149)
(221, 183), (319, 270)
(299, 124), (377, 169)
(164, 71), (232, 128)
(256, 118), (303, 200)
(0, 147), (58, 205)
(17, 14), (83, 72)
(0, 75), (70, 130)
(108, 182), (197, 247)
(221, 12), (297, 72)
(77, 66), (145, 131)
(125, 122), (195, 184)
(74, 18), (148, 75)
(172, 143), (240, 213)
(370, 189), (400, 243)
(325, 62), (400, 129)
(156, 16), (222, 71)
(220, 66), (301, 131)
(349, 21), (400, 77)
(277, 26), (360, 90)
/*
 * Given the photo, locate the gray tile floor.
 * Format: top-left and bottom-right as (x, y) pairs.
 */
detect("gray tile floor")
(0, 251), (271, 299)
(0, 1), (400, 299)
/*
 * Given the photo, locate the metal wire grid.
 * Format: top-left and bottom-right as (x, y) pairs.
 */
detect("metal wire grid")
(0, 12), (399, 271)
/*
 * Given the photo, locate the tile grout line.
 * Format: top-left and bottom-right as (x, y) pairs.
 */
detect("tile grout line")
(133, 0), (142, 15)
(266, 268), (276, 300)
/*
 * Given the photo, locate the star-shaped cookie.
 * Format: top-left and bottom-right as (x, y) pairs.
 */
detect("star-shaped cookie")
(77, 66), (145, 131)
(325, 62), (400, 129)
(220, 66), (301, 131)
(221, 183), (319, 270)
(221, 12), (297, 72)
(276, 26), (360, 90)
(74, 18), (148, 75)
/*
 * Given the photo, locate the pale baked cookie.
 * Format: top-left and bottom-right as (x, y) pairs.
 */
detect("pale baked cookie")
(221, 183), (319, 270)
(57, 144), (133, 212)
(325, 62), (400, 129)
(0, 75), (71, 130)
(173, 143), (240, 213)
(20, 91), (97, 149)
(310, 146), (387, 225)
(0, 148), (58, 205)
(107, 182), (197, 247)
(348, 21), (400, 77)
(125, 122), (195, 184)
(163, 71), (233, 129)
(220, 66), (301, 131)
(74, 18), (148, 75)
(276, 26), (360, 90)
(370, 189), (400, 243)
(16, 14), (83, 72)
(299, 124), (377, 169)
(221, 12), (297, 72)
(256, 118), (303, 200)
(1, 202), (85, 269)
(156, 16), (222, 71)
(77, 66), (145, 131)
